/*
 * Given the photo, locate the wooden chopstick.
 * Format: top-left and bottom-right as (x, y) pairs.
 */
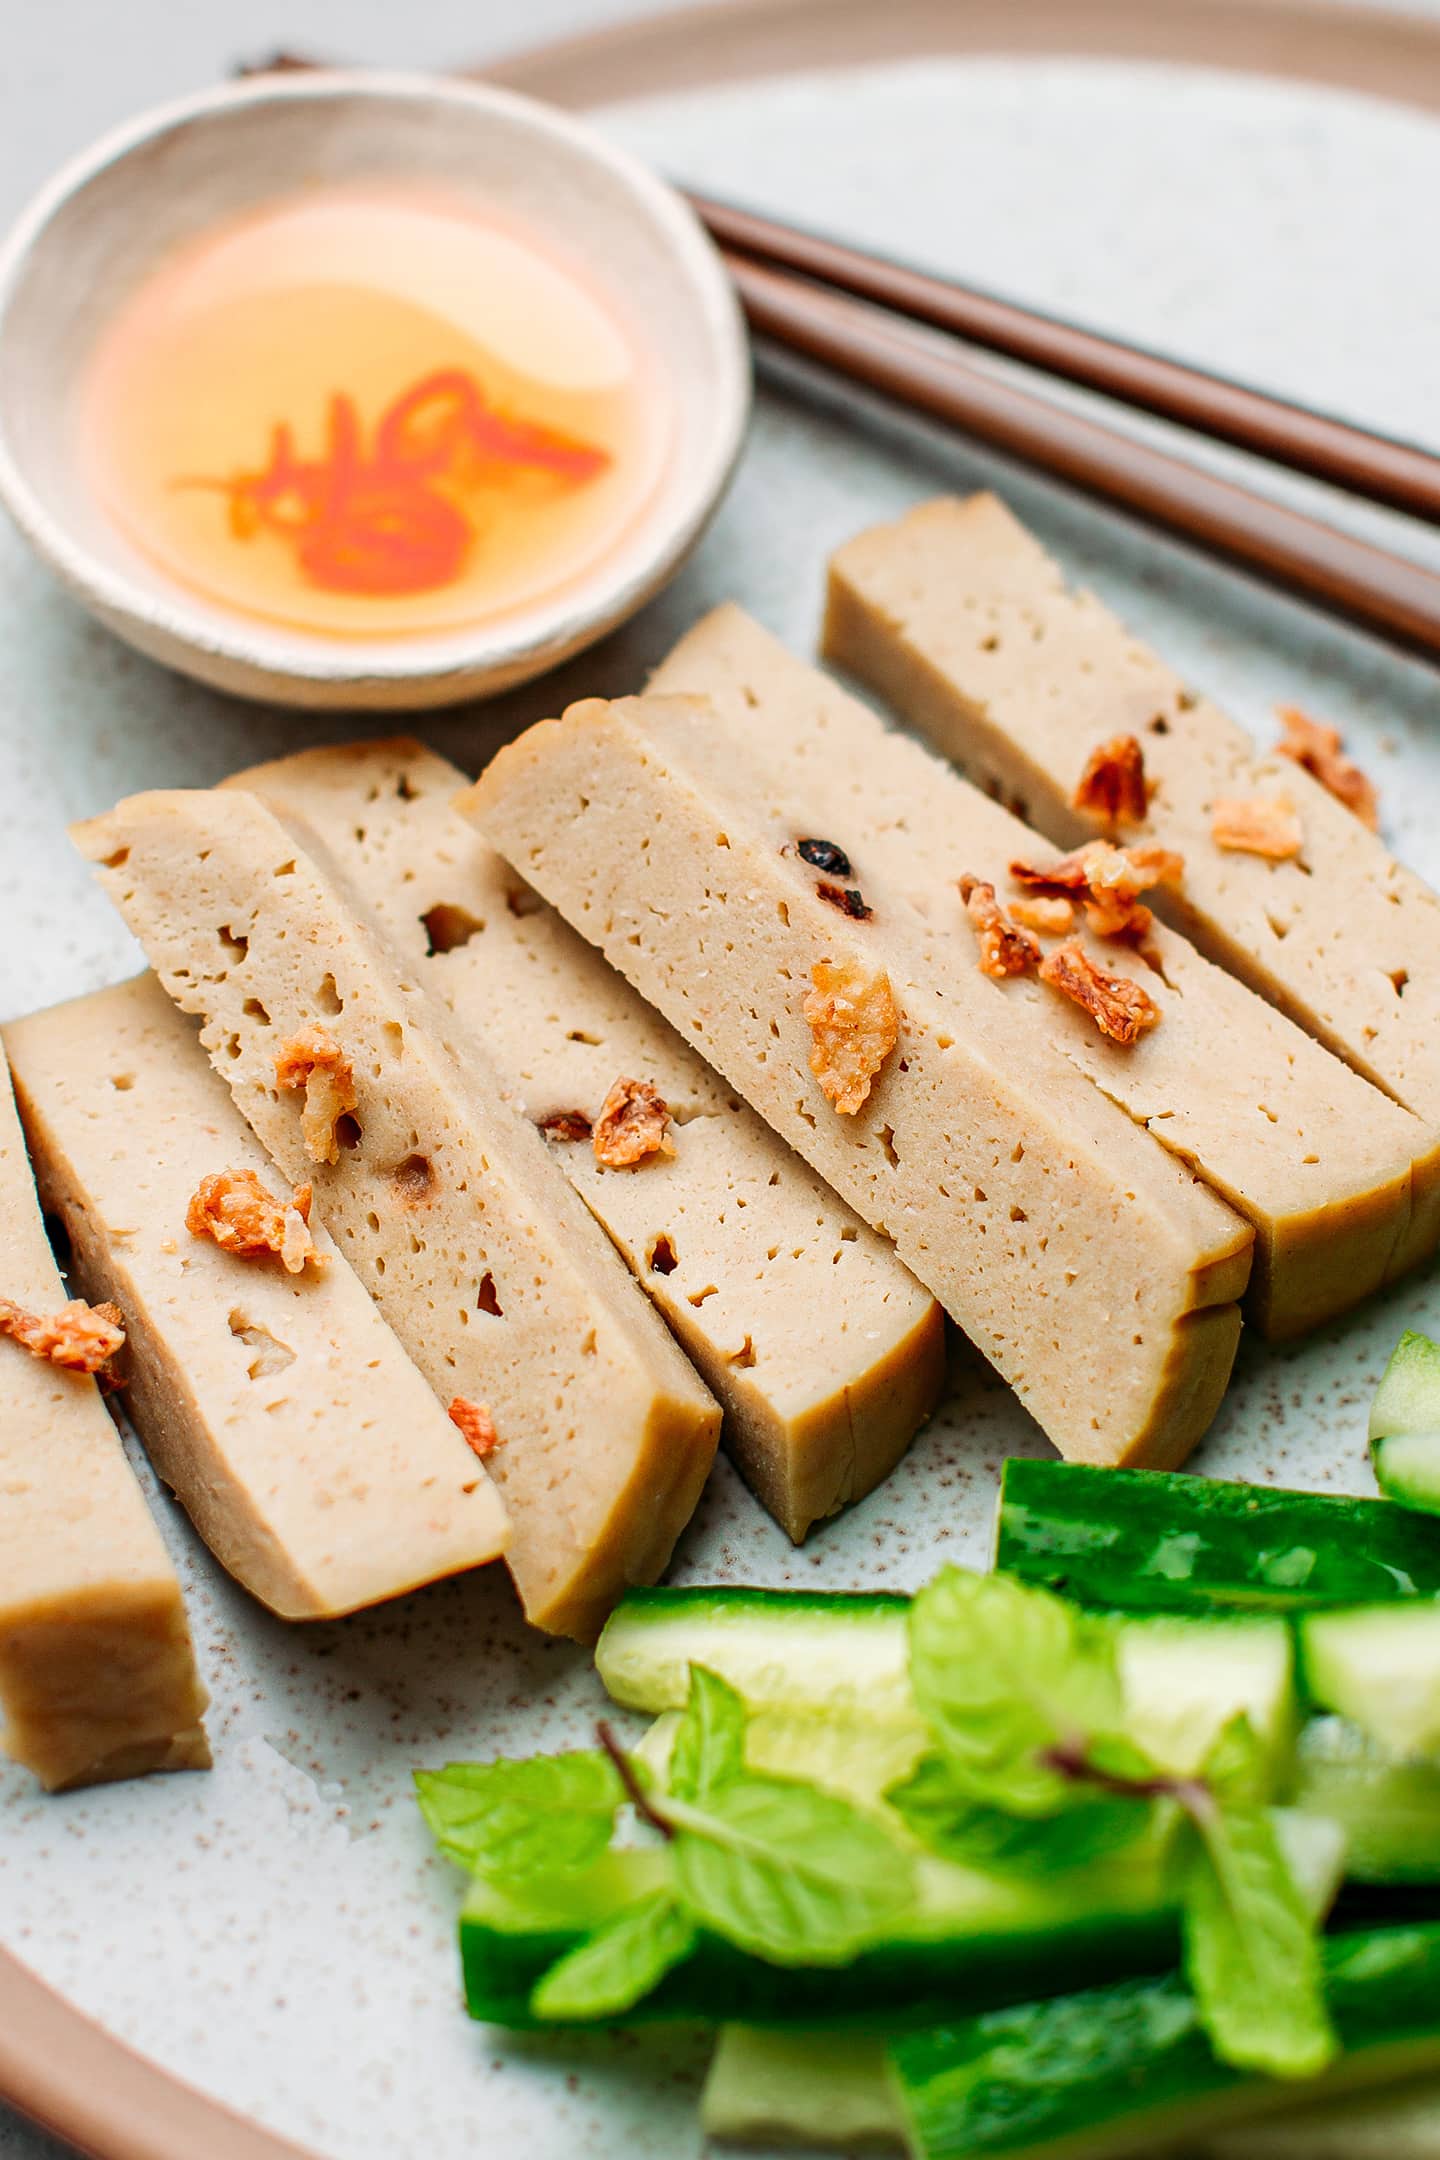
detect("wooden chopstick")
(693, 192), (1440, 528)
(723, 250), (1440, 664)
(224, 66), (1440, 660)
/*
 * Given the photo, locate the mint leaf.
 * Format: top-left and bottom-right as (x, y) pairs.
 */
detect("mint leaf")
(530, 1891), (697, 2022)
(668, 1666), (747, 1803)
(414, 1752), (620, 1878)
(1182, 1800), (1337, 2079)
(907, 1569), (1123, 1813)
(1199, 1715), (1269, 1807)
(887, 1754), (1148, 1871)
(670, 1774), (915, 1966)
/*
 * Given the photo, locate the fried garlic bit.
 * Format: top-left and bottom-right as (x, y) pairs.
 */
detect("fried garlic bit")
(1211, 797), (1304, 862)
(0, 1295), (125, 1374)
(448, 1397), (501, 1459)
(1276, 705), (1380, 831)
(1072, 733), (1150, 826)
(1009, 893), (1076, 936)
(959, 875), (1041, 980)
(1080, 844), (1184, 940)
(274, 1025), (358, 1165)
(1039, 941), (1160, 1047)
(186, 1168), (322, 1276)
(803, 959), (899, 1115)
(1009, 844), (1097, 896)
(592, 1077), (676, 1169)
(1011, 841), (1183, 941)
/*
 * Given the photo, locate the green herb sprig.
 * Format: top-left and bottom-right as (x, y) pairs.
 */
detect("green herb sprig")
(895, 1567), (1336, 2079)
(418, 1665), (917, 2022)
(416, 1565), (1336, 2071)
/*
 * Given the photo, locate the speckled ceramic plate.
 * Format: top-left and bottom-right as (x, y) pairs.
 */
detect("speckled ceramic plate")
(4, 4), (1440, 2155)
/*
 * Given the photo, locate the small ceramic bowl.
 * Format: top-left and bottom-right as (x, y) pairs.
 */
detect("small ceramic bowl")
(0, 72), (750, 709)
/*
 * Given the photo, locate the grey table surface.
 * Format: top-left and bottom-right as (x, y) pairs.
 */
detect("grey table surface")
(4, 0), (1440, 2155)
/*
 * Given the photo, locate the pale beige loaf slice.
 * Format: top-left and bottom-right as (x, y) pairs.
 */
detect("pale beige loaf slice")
(72, 790), (720, 1642)
(0, 1046), (209, 1791)
(650, 607), (1440, 1339)
(461, 692), (1254, 1470)
(4, 976), (510, 1621)
(825, 493), (1440, 1152)
(224, 740), (945, 1544)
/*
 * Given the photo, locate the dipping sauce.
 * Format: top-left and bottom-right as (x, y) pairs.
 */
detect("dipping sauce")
(79, 188), (670, 639)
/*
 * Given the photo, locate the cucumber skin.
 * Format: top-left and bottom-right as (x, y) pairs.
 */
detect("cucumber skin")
(604, 1586), (910, 1625)
(459, 1812), (1341, 2032)
(459, 1850), (1181, 2030)
(893, 1924), (1440, 2160)
(596, 1585), (913, 1720)
(598, 1586), (1297, 1760)
(997, 1461), (1440, 1616)
(461, 1901), (1178, 2031)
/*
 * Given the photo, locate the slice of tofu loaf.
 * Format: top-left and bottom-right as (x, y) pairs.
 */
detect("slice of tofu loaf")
(825, 493), (1440, 1143)
(651, 608), (1439, 1339)
(5, 977), (510, 1621)
(461, 692), (1254, 1471)
(0, 1046), (208, 1791)
(224, 740), (945, 1544)
(72, 792), (720, 1642)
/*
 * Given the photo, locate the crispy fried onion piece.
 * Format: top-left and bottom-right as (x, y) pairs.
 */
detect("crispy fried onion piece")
(0, 1295), (125, 1373)
(1081, 845), (1184, 939)
(803, 960), (899, 1115)
(186, 1168), (322, 1275)
(274, 1026), (358, 1166)
(448, 1397), (501, 1459)
(1011, 841), (1183, 940)
(1211, 796), (1303, 861)
(958, 875), (1041, 979)
(1009, 893), (1075, 935)
(593, 1077), (676, 1169)
(1040, 941), (1161, 1046)
(1275, 706), (1379, 831)
(1072, 733), (1150, 825)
